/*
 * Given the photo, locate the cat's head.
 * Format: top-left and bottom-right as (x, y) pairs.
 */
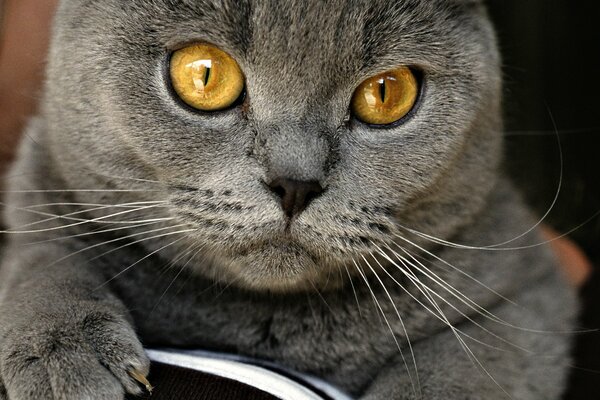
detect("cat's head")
(45, 0), (501, 291)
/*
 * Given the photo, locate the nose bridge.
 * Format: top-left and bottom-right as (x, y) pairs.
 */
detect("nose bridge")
(255, 122), (330, 183)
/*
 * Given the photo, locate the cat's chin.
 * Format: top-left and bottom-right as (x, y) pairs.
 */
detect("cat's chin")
(211, 240), (341, 293)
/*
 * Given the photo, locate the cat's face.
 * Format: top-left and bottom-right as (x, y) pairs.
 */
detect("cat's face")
(46, 0), (502, 291)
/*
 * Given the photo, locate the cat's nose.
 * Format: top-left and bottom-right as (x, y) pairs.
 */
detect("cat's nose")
(267, 178), (324, 218)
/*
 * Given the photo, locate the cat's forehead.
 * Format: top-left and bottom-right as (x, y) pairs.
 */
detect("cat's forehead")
(68, 0), (484, 68)
(143, 0), (482, 80)
(75, 1), (476, 52)
(160, 0), (477, 54)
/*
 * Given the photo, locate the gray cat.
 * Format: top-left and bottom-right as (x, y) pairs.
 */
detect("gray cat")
(0, 0), (577, 399)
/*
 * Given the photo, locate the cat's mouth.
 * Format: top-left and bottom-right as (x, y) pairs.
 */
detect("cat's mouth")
(186, 223), (352, 292)
(171, 198), (376, 291)
(215, 237), (329, 292)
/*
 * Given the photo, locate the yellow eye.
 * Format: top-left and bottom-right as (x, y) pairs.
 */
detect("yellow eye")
(351, 67), (419, 126)
(170, 44), (245, 111)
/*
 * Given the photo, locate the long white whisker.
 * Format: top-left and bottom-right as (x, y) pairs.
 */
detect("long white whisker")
(44, 224), (191, 268)
(387, 248), (533, 354)
(384, 243), (510, 326)
(157, 241), (199, 276)
(0, 189), (162, 194)
(393, 236), (594, 334)
(486, 106), (563, 248)
(394, 234), (516, 305)
(4, 201), (167, 230)
(420, 282), (532, 353)
(351, 259), (419, 399)
(96, 235), (189, 290)
(151, 243), (206, 313)
(385, 252), (515, 399)
(1, 204), (173, 234)
(369, 249), (519, 353)
(418, 282), (514, 399)
(396, 116), (566, 252)
(23, 221), (161, 245)
(309, 280), (335, 314)
(86, 227), (194, 264)
(360, 254), (421, 397)
(343, 263), (363, 317)
(401, 210), (600, 251)
(85, 172), (163, 184)
(22, 200), (166, 209)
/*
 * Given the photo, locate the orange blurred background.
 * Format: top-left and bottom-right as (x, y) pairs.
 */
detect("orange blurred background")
(0, 0), (58, 178)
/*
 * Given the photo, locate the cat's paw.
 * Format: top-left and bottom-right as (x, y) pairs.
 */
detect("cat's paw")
(0, 309), (150, 400)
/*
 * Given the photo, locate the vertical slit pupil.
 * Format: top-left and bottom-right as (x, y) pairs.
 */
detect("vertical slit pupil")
(204, 66), (212, 86)
(379, 79), (386, 103)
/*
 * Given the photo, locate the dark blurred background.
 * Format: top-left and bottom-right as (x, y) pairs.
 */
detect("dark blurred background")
(488, 1), (600, 398)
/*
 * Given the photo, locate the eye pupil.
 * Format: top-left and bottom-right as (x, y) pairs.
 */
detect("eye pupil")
(204, 66), (211, 86)
(379, 79), (386, 103)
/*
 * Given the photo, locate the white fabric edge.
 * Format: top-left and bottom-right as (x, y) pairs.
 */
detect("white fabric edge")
(147, 349), (324, 400)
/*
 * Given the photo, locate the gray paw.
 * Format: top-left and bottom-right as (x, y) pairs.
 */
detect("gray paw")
(0, 310), (150, 400)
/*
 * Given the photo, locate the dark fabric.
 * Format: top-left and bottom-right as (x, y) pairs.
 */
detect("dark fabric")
(127, 362), (279, 400)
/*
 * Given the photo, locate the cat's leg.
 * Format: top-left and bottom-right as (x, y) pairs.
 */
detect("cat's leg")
(0, 242), (149, 400)
(361, 331), (571, 400)
(360, 328), (519, 400)
(360, 270), (576, 400)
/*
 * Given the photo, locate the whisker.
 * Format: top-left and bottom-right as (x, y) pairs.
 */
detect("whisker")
(383, 243), (510, 326)
(309, 280), (335, 314)
(96, 235), (190, 290)
(394, 234), (516, 305)
(360, 254), (421, 398)
(504, 127), (600, 136)
(1, 204), (173, 234)
(213, 272), (246, 300)
(384, 253), (515, 399)
(397, 110), (563, 251)
(157, 241), (199, 277)
(393, 239), (598, 343)
(22, 200), (166, 209)
(424, 287), (514, 399)
(23, 221), (161, 245)
(351, 259), (419, 399)
(4, 201), (167, 230)
(86, 227), (194, 265)
(151, 243), (206, 313)
(44, 224), (191, 269)
(397, 114), (598, 253)
(84, 171), (163, 184)
(343, 263), (363, 317)
(0, 189), (163, 194)
(490, 109), (564, 248)
(401, 210), (600, 252)
(369, 248), (520, 353)
(387, 248), (532, 354)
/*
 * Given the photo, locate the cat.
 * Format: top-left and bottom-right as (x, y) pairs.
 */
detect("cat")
(0, 0), (577, 399)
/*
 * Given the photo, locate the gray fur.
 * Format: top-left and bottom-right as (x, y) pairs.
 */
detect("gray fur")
(0, 1), (576, 399)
